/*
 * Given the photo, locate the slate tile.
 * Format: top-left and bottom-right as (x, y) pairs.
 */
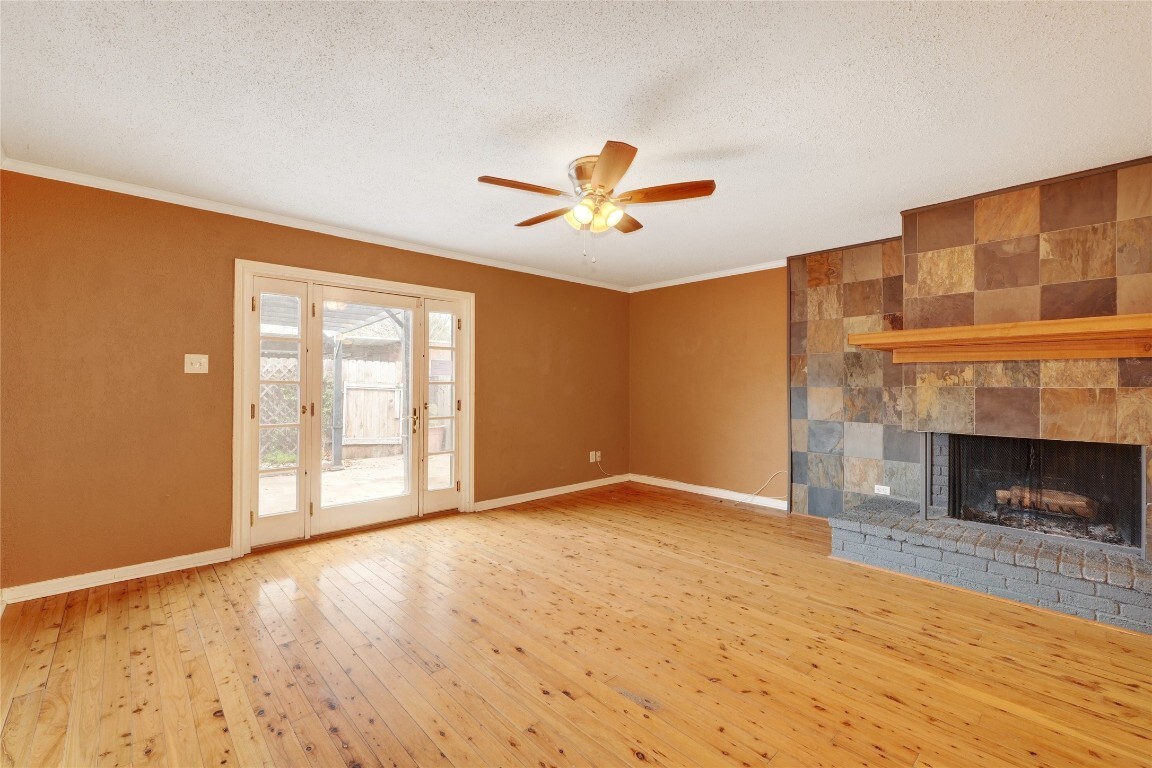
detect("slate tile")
(790, 387), (808, 419)
(789, 321), (808, 354)
(882, 387), (904, 425)
(882, 275), (904, 315)
(917, 362), (974, 388)
(807, 319), (844, 354)
(844, 422), (885, 459)
(843, 278), (883, 317)
(1117, 273), (1152, 315)
(791, 419), (808, 451)
(807, 387), (844, 421)
(845, 350), (884, 388)
(1117, 388), (1152, 445)
(844, 457), (884, 494)
(1117, 162), (1152, 221)
(807, 251), (843, 288)
(882, 352), (903, 387)
(791, 483), (809, 515)
(1116, 216), (1152, 275)
(917, 200), (975, 252)
(1119, 359), (1152, 387)
(791, 452), (809, 485)
(807, 353), (844, 387)
(808, 420), (845, 454)
(973, 286), (1040, 324)
(902, 213), (918, 255)
(916, 385), (975, 434)
(918, 245), (975, 297)
(975, 388), (1040, 438)
(975, 361), (1040, 388)
(1041, 388), (1117, 442)
(1040, 171), (1117, 232)
(789, 257), (808, 292)
(1040, 359), (1117, 388)
(974, 186), (1040, 244)
(1039, 223), (1115, 284)
(790, 290), (808, 322)
(1040, 278), (1116, 320)
(883, 424), (922, 463)
(974, 235), (1039, 290)
(842, 243), (883, 283)
(843, 315), (882, 352)
(790, 354), (808, 387)
(807, 284), (843, 320)
(883, 313), (903, 332)
(884, 460), (923, 501)
(882, 239), (904, 276)
(844, 386), (885, 423)
(905, 293), (974, 329)
(905, 253), (919, 297)
(808, 453), (844, 490)
(807, 486), (844, 518)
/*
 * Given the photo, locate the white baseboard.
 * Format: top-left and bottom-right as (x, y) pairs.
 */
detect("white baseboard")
(473, 475), (629, 512)
(0, 547), (233, 606)
(471, 473), (790, 513)
(628, 474), (789, 511)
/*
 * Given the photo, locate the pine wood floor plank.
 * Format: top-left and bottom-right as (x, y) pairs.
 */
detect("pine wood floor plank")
(23, 589), (88, 768)
(4, 483), (1152, 767)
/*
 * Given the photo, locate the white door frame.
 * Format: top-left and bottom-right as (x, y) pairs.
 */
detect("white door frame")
(232, 259), (476, 557)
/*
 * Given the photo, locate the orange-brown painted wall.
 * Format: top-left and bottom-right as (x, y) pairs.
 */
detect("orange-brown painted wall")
(629, 270), (790, 499)
(0, 172), (630, 587)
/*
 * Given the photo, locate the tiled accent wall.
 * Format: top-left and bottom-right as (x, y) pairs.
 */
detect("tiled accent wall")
(900, 161), (1152, 448)
(788, 239), (923, 517)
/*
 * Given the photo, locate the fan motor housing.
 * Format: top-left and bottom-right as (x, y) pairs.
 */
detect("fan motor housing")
(567, 155), (600, 195)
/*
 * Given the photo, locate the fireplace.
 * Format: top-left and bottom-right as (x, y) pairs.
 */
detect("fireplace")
(948, 434), (1145, 550)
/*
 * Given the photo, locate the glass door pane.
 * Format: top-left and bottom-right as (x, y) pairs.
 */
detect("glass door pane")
(423, 301), (461, 512)
(251, 278), (309, 547)
(312, 286), (420, 533)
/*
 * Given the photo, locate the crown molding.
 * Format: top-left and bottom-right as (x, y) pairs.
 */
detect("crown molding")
(626, 259), (788, 293)
(2, 157), (799, 294)
(0, 158), (631, 292)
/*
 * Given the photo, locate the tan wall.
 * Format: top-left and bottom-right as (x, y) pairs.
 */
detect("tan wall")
(0, 172), (630, 587)
(629, 270), (790, 498)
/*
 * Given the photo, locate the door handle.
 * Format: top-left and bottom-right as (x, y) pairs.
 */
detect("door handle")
(412, 407), (419, 435)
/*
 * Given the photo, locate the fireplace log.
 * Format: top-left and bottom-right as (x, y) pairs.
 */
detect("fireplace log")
(994, 486), (1098, 519)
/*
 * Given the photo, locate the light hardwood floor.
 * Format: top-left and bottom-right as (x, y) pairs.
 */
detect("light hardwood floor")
(2, 483), (1151, 767)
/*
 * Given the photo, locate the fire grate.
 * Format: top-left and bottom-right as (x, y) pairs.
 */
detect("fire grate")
(949, 434), (1143, 548)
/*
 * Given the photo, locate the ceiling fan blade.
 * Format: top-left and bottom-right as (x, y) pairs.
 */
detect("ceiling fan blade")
(515, 208), (570, 227)
(616, 180), (716, 204)
(478, 176), (568, 197)
(589, 141), (638, 193)
(614, 213), (643, 234)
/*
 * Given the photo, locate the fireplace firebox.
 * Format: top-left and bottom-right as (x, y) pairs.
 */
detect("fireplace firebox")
(949, 435), (1144, 549)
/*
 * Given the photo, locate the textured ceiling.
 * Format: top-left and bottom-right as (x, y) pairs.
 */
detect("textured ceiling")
(3, 2), (1150, 290)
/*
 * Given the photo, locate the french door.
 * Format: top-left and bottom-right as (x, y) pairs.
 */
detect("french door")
(245, 276), (463, 548)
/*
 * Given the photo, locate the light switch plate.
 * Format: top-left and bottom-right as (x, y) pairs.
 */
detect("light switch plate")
(184, 354), (209, 374)
(874, 484), (891, 496)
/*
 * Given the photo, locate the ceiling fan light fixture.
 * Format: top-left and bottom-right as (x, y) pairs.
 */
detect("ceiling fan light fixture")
(563, 209), (586, 230)
(603, 201), (624, 228)
(571, 197), (595, 224)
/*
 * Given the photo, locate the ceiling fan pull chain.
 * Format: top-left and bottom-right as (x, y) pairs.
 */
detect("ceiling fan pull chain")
(584, 228), (596, 263)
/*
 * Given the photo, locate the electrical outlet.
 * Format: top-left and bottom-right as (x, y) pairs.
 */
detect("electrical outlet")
(595, 451), (602, 462)
(874, 484), (891, 496)
(589, 451), (596, 463)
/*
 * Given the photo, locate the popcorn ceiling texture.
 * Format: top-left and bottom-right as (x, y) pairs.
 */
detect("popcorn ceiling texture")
(2, 2), (1151, 288)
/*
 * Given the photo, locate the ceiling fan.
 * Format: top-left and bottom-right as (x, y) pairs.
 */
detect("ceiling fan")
(478, 140), (716, 234)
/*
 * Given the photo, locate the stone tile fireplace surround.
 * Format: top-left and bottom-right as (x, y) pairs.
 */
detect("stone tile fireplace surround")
(789, 158), (1152, 633)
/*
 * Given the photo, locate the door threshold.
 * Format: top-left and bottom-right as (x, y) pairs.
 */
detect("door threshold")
(248, 509), (461, 555)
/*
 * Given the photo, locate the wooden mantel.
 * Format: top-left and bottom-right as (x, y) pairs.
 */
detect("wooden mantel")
(848, 313), (1152, 363)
